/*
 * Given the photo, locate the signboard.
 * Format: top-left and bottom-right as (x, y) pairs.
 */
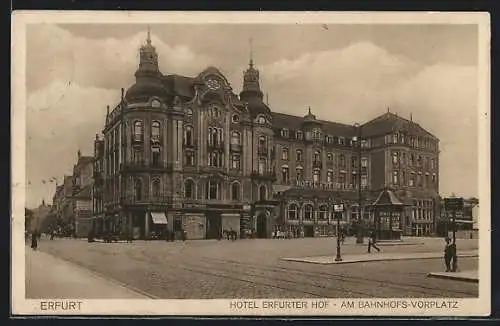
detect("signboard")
(444, 197), (464, 211)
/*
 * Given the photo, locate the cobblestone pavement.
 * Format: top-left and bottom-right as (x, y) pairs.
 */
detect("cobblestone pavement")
(34, 237), (479, 299)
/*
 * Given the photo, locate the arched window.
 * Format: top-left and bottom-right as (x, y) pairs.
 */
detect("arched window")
(135, 178), (142, 201)
(151, 147), (161, 166)
(259, 185), (267, 201)
(209, 104), (219, 118)
(133, 120), (143, 141)
(304, 204), (314, 220)
(282, 148), (289, 160)
(327, 153), (333, 161)
(258, 135), (266, 148)
(206, 180), (220, 200)
(209, 152), (221, 167)
(151, 121), (160, 140)
(258, 158), (267, 174)
(313, 169), (320, 183)
(288, 204), (298, 220)
(314, 150), (321, 162)
(296, 149), (303, 161)
(231, 131), (240, 145)
(184, 125), (193, 146)
(281, 165), (289, 183)
(339, 154), (345, 167)
(185, 179), (194, 199)
(319, 205), (328, 220)
(296, 166), (304, 181)
(152, 177), (161, 198)
(231, 182), (240, 201)
(327, 170), (333, 183)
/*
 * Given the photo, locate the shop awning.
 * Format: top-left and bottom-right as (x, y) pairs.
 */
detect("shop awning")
(151, 212), (168, 225)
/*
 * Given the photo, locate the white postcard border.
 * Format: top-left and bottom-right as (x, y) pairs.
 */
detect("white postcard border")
(11, 11), (491, 317)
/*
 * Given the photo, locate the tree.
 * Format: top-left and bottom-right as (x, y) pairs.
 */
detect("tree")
(25, 208), (34, 232)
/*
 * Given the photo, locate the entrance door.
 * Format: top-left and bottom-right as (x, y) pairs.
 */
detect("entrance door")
(206, 212), (222, 239)
(256, 214), (267, 238)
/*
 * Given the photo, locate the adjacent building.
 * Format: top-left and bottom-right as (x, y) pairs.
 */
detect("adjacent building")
(72, 151), (94, 237)
(93, 31), (441, 240)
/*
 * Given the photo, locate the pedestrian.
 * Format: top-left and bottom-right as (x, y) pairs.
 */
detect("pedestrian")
(31, 231), (38, 250)
(444, 237), (453, 272)
(367, 229), (380, 253)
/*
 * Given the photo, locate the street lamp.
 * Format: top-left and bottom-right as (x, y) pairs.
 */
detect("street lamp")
(353, 122), (364, 244)
(334, 203), (344, 262)
(298, 196), (304, 238)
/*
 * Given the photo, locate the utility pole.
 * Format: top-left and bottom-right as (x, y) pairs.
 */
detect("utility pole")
(353, 122), (364, 244)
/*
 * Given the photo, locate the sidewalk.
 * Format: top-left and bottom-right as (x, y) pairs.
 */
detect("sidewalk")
(25, 248), (153, 299)
(281, 250), (478, 265)
(427, 270), (478, 283)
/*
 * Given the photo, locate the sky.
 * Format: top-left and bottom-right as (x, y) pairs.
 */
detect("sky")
(25, 23), (479, 208)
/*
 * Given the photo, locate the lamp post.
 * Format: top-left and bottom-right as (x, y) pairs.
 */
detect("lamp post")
(298, 196), (304, 238)
(353, 122), (364, 244)
(334, 203), (344, 262)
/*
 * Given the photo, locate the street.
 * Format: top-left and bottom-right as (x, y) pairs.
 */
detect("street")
(27, 237), (479, 299)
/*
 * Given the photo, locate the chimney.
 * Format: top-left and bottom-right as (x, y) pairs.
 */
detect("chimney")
(121, 88), (125, 103)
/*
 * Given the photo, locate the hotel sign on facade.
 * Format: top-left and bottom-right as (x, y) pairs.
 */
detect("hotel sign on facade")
(294, 180), (368, 191)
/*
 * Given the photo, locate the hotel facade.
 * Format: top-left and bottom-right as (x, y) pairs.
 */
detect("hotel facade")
(92, 32), (440, 240)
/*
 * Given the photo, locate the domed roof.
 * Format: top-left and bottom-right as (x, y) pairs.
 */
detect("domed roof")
(125, 80), (172, 102)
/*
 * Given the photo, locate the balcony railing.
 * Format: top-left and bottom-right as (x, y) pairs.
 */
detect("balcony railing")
(251, 170), (277, 181)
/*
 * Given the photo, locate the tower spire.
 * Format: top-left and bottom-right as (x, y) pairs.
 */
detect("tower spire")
(240, 37), (263, 102)
(249, 37), (254, 68)
(147, 25), (152, 45)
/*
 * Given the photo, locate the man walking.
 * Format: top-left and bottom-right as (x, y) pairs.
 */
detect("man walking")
(367, 229), (380, 253)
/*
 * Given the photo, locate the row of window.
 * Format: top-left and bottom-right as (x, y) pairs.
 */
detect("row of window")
(392, 170), (437, 187)
(130, 178), (267, 202)
(280, 148), (368, 167)
(387, 132), (438, 151)
(278, 128), (369, 148)
(287, 204), (332, 220)
(281, 166), (368, 185)
(392, 151), (437, 169)
(411, 208), (434, 221)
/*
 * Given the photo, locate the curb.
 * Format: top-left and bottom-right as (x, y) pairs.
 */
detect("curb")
(427, 272), (479, 283)
(281, 252), (479, 265)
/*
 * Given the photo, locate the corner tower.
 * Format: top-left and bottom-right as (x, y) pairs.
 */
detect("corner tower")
(135, 26), (160, 79)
